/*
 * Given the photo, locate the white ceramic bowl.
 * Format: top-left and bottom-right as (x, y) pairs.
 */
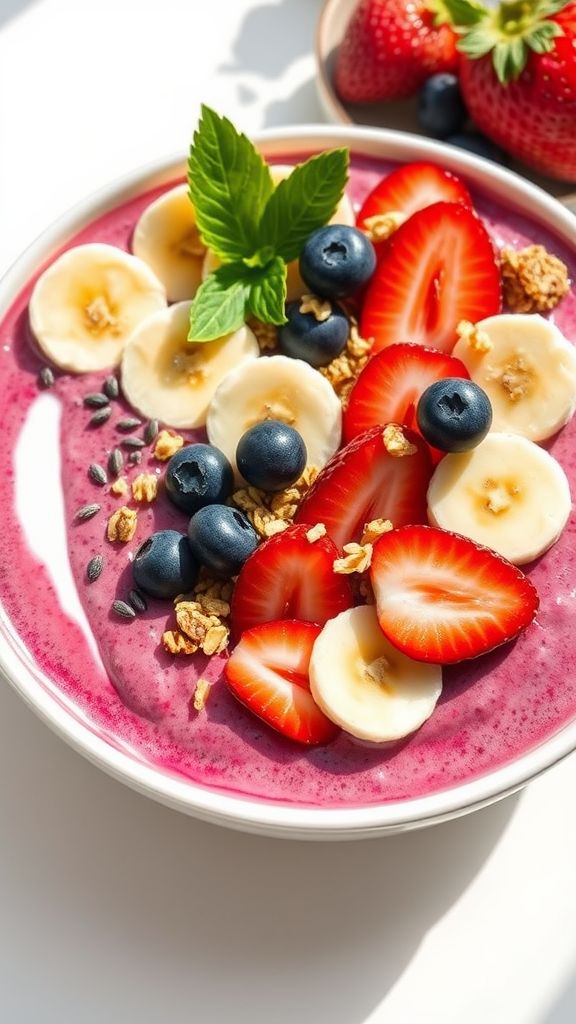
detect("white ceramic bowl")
(1, 125), (576, 840)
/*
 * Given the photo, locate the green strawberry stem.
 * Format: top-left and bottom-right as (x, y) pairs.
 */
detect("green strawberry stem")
(443, 0), (567, 83)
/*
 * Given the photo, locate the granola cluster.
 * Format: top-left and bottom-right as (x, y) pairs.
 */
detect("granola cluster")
(230, 465), (319, 539)
(248, 317), (278, 352)
(154, 429), (184, 461)
(319, 319), (373, 406)
(107, 505), (138, 543)
(362, 211), (406, 243)
(456, 319), (493, 353)
(162, 581), (232, 658)
(500, 244), (570, 314)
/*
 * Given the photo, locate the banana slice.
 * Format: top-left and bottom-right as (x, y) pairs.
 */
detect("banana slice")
(121, 301), (259, 429)
(453, 314), (576, 442)
(427, 431), (571, 564)
(309, 606), (442, 743)
(202, 164), (355, 302)
(206, 354), (342, 474)
(29, 243), (167, 373)
(132, 184), (206, 302)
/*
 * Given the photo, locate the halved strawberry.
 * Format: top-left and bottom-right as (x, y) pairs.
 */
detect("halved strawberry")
(225, 620), (339, 746)
(360, 202), (501, 354)
(343, 343), (470, 455)
(230, 524), (352, 638)
(295, 424), (432, 550)
(356, 162), (472, 230)
(370, 525), (539, 664)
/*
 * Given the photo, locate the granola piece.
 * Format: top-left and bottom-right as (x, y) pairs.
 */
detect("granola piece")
(162, 630), (198, 655)
(251, 505), (276, 538)
(195, 593), (231, 618)
(192, 677), (211, 711)
(131, 472), (158, 503)
(382, 424), (417, 457)
(500, 244), (570, 313)
(110, 476), (129, 497)
(154, 429), (184, 461)
(176, 601), (213, 644)
(107, 505), (137, 543)
(333, 542), (373, 574)
(319, 320), (374, 402)
(456, 319), (493, 352)
(248, 317), (278, 352)
(202, 623), (229, 656)
(192, 573), (234, 604)
(263, 519), (289, 537)
(306, 522), (327, 543)
(299, 294), (332, 322)
(362, 211), (406, 243)
(361, 518), (393, 545)
(231, 486), (266, 513)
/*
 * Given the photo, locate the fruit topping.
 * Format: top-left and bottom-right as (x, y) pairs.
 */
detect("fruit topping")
(417, 73), (467, 139)
(29, 243), (167, 373)
(370, 524), (539, 663)
(236, 421), (307, 492)
(121, 302), (259, 429)
(225, 620), (339, 745)
(309, 606), (443, 742)
(298, 225), (377, 299)
(356, 162), (472, 235)
(165, 443), (234, 514)
(427, 432), (571, 565)
(499, 246), (570, 314)
(416, 377), (492, 452)
(295, 424), (432, 550)
(360, 201), (501, 354)
(230, 523), (353, 638)
(452, 314), (576, 442)
(206, 354), (342, 476)
(187, 505), (259, 577)
(132, 184), (206, 302)
(278, 297), (349, 367)
(132, 530), (198, 599)
(343, 342), (470, 453)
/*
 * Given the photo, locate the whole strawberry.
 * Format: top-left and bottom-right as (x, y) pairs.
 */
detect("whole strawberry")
(450, 0), (576, 181)
(335, 0), (459, 103)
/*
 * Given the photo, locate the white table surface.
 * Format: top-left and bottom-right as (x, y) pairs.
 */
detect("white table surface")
(1, 1), (576, 1021)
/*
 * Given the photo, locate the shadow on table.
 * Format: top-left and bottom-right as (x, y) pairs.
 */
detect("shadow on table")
(0, 681), (520, 1024)
(0, 0), (40, 30)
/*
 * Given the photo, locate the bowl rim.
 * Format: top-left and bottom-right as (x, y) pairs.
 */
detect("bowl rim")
(2, 122), (576, 839)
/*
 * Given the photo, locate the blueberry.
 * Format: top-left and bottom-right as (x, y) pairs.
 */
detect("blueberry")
(417, 73), (467, 139)
(446, 133), (505, 164)
(187, 505), (258, 577)
(278, 299), (349, 368)
(165, 443), (233, 514)
(299, 225), (376, 299)
(417, 378), (492, 452)
(236, 420), (307, 492)
(133, 530), (198, 599)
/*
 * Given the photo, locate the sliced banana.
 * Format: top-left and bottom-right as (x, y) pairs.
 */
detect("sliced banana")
(121, 301), (259, 429)
(206, 354), (342, 474)
(202, 164), (355, 303)
(132, 184), (206, 302)
(427, 431), (571, 564)
(453, 314), (576, 442)
(309, 606), (442, 743)
(29, 243), (167, 373)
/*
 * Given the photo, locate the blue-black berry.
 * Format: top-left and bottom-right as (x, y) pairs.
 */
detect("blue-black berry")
(278, 299), (349, 368)
(417, 378), (493, 452)
(133, 530), (198, 599)
(299, 224), (376, 299)
(236, 420), (307, 492)
(187, 505), (258, 577)
(417, 74), (467, 139)
(165, 443), (233, 515)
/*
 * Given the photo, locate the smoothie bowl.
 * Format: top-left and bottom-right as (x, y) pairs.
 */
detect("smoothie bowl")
(1, 121), (576, 840)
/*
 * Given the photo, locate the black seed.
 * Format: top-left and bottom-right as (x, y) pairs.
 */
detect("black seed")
(144, 419), (159, 444)
(108, 447), (124, 477)
(128, 588), (148, 613)
(129, 451), (142, 465)
(103, 375), (119, 400)
(112, 599), (136, 620)
(86, 555), (104, 582)
(89, 406), (113, 427)
(122, 436), (145, 449)
(88, 463), (108, 486)
(116, 417), (142, 432)
(76, 502), (101, 521)
(83, 392), (110, 409)
(38, 366), (55, 388)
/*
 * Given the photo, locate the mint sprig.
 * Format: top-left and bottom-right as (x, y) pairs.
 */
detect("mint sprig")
(187, 107), (349, 343)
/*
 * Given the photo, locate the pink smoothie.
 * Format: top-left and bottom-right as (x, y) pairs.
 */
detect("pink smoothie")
(1, 152), (576, 808)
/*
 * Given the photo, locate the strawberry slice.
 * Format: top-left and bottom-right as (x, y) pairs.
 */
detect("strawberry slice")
(370, 525), (539, 664)
(360, 202), (501, 355)
(230, 524), (352, 638)
(295, 424), (432, 550)
(356, 162), (472, 229)
(343, 343), (470, 454)
(225, 620), (339, 745)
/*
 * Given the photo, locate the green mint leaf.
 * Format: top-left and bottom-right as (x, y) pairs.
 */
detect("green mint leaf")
(187, 105), (274, 263)
(246, 257), (287, 326)
(188, 264), (250, 342)
(257, 149), (350, 264)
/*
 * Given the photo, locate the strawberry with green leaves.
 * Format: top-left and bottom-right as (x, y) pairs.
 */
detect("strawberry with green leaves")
(446, 0), (576, 181)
